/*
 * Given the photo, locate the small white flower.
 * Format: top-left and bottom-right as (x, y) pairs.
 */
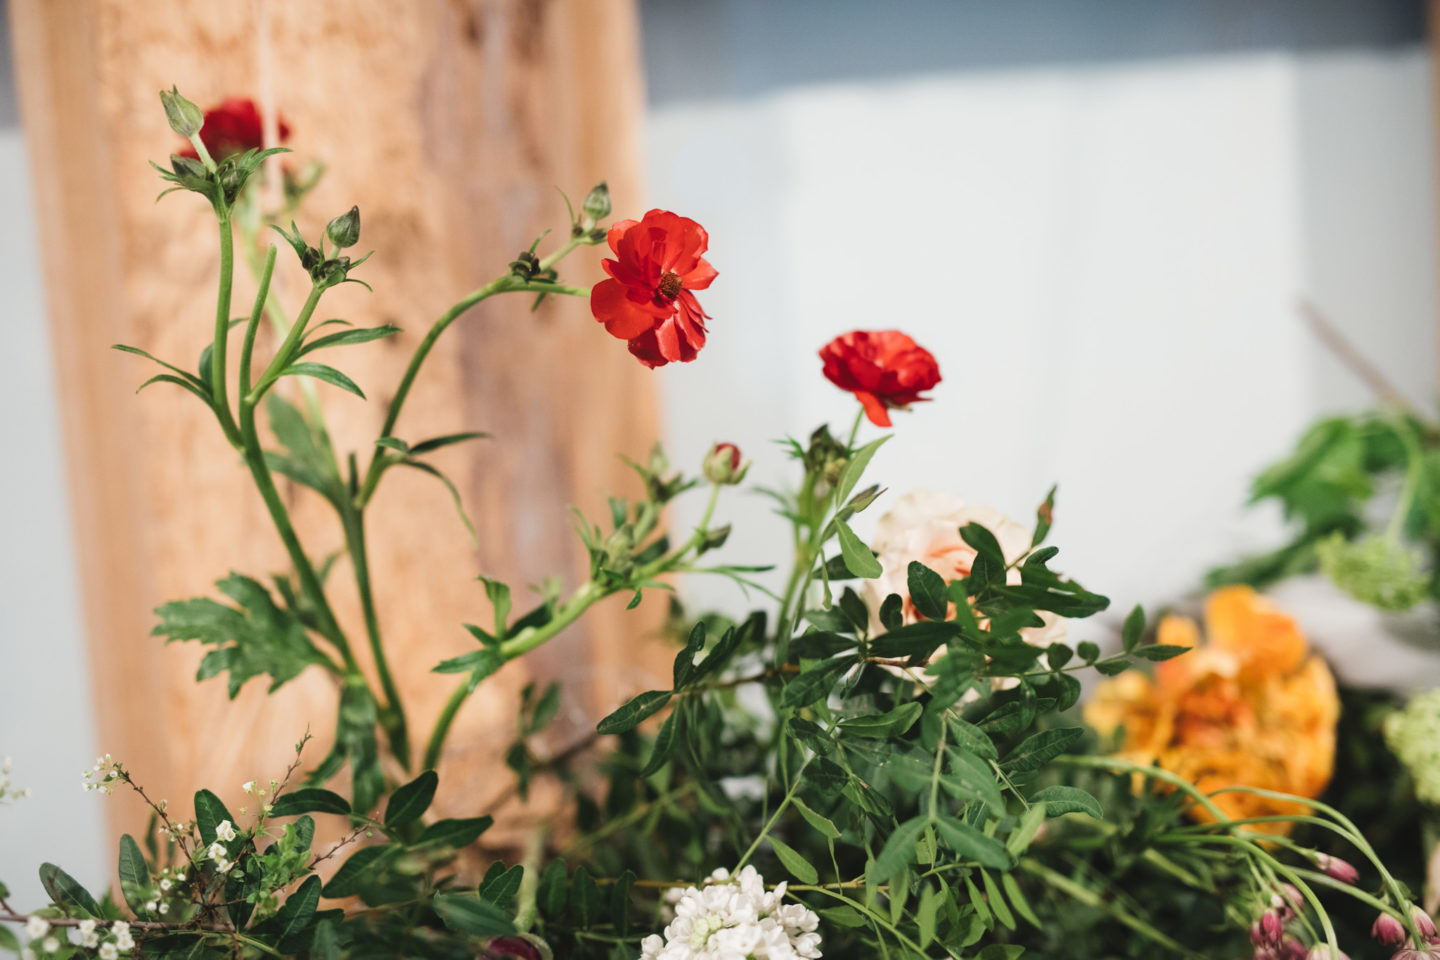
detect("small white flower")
(214, 819), (237, 842)
(99, 943), (119, 960)
(115, 931), (134, 952)
(241, 781), (255, 794)
(143, 901), (158, 913)
(25, 917), (49, 939)
(74, 918), (99, 948)
(21, 948), (35, 960)
(160, 878), (172, 891)
(207, 841), (227, 861)
(41, 938), (58, 954)
(158, 902), (170, 914)
(175, 872), (186, 881)
(111, 922), (129, 939)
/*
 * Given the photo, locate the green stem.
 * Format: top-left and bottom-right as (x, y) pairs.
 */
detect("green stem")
(1053, 755), (1229, 822)
(359, 275), (586, 506)
(736, 763), (808, 869)
(238, 247), (277, 399)
(1020, 859), (1205, 959)
(249, 284), (324, 400)
(211, 213), (241, 445)
(341, 503), (409, 768)
(421, 682), (472, 773)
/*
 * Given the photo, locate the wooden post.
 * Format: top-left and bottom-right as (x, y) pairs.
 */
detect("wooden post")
(10, 0), (660, 851)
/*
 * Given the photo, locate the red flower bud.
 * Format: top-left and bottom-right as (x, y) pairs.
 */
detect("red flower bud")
(702, 442), (748, 485)
(1414, 907), (1439, 940)
(590, 210), (716, 368)
(1306, 946), (1350, 960)
(1316, 853), (1360, 885)
(1256, 911), (1286, 948)
(819, 330), (941, 428)
(485, 935), (546, 960)
(1373, 913), (1407, 946)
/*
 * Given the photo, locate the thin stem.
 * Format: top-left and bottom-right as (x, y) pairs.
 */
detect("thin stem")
(249, 284), (324, 400)
(736, 764), (808, 870)
(211, 213), (241, 445)
(238, 246), (278, 398)
(342, 504), (408, 767)
(1020, 859), (1206, 960)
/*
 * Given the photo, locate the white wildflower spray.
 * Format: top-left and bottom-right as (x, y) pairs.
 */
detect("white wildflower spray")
(638, 865), (822, 960)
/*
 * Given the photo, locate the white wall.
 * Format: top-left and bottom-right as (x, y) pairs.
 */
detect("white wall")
(0, 129), (106, 908)
(648, 49), (1438, 645)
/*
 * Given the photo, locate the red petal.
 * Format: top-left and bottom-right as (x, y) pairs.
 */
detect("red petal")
(682, 257), (718, 291)
(856, 391), (892, 427)
(590, 279), (658, 340)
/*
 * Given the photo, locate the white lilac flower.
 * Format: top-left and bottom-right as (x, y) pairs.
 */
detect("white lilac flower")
(99, 943), (119, 960)
(41, 938), (58, 954)
(214, 819), (237, 842)
(24, 917), (49, 939)
(639, 865), (822, 959)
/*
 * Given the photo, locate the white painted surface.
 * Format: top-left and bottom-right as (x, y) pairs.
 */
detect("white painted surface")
(0, 129), (107, 908)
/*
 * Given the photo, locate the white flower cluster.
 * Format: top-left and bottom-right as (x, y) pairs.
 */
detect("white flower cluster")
(142, 866), (186, 915)
(1, 755), (31, 802)
(81, 755), (122, 795)
(21, 918), (132, 958)
(206, 819), (239, 873)
(639, 866), (822, 960)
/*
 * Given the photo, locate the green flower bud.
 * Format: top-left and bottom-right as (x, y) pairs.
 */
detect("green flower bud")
(702, 442), (749, 485)
(582, 181), (611, 223)
(1385, 687), (1440, 805)
(698, 523), (732, 554)
(160, 86), (204, 138)
(1315, 532), (1428, 612)
(326, 206), (361, 249)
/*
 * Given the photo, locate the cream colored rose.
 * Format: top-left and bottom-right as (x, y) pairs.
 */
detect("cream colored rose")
(862, 489), (1066, 650)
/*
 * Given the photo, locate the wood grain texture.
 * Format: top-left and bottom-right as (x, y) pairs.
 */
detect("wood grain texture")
(12, 0), (664, 854)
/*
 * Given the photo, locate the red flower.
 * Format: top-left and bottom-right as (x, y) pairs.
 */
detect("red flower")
(178, 98), (290, 160)
(819, 330), (941, 427)
(590, 209), (717, 368)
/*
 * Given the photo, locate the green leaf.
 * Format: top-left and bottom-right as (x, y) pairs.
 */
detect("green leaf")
(673, 621), (707, 689)
(871, 816), (928, 880)
(478, 862), (525, 905)
(321, 845), (398, 898)
(1121, 604), (1145, 652)
(1000, 727), (1084, 773)
(117, 834), (151, 915)
(781, 657), (853, 708)
(947, 718), (998, 760)
(959, 522), (1007, 590)
(136, 372), (212, 404)
(310, 920), (340, 960)
(409, 431), (488, 456)
(570, 866), (601, 928)
(155, 573), (330, 698)
(39, 862), (101, 917)
(793, 798), (841, 840)
(839, 701), (922, 738)
(537, 860), (568, 918)
(1136, 644), (1190, 661)
(935, 816), (1012, 869)
(977, 943), (1026, 959)
(980, 869), (1016, 930)
(400, 460), (477, 545)
(907, 561), (949, 622)
(280, 362), (365, 399)
(610, 869), (636, 938)
(299, 324), (401, 355)
(835, 519), (881, 579)
(269, 788), (350, 818)
(640, 709), (681, 777)
(264, 875), (321, 950)
(818, 905), (869, 928)
(1002, 872), (1042, 927)
(478, 576), (511, 640)
(1031, 785), (1103, 819)
(112, 344), (206, 389)
(1006, 803), (1047, 856)
(385, 770), (438, 827)
(916, 883), (940, 948)
(837, 435), (890, 505)
(419, 816), (494, 849)
(434, 893), (517, 938)
(768, 836), (818, 884)
(1032, 485), (1057, 547)
(193, 790), (234, 846)
(596, 690), (671, 735)
(0, 926), (19, 953)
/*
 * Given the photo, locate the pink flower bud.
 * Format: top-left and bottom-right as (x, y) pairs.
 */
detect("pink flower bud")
(702, 442), (749, 485)
(1373, 913), (1407, 946)
(1307, 946), (1350, 960)
(1316, 853), (1360, 885)
(1414, 906), (1439, 940)
(1256, 911), (1286, 948)
(1272, 884), (1304, 920)
(1277, 938), (1307, 960)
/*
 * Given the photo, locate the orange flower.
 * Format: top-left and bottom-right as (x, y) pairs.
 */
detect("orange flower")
(1084, 586), (1338, 828)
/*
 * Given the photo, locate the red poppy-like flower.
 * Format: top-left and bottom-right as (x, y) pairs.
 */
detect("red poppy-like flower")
(819, 330), (941, 427)
(178, 98), (290, 160)
(590, 209), (717, 368)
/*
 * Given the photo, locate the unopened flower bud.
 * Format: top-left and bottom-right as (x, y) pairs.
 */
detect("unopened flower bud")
(1306, 947), (1349, 960)
(1316, 853), (1359, 885)
(703, 442), (749, 485)
(581, 181), (611, 224)
(160, 86), (203, 138)
(326, 205), (361, 249)
(699, 524), (732, 553)
(1414, 907), (1439, 939)
(1372, 913), (1406, 946)
(1255, 911), (1285, 948)
(1272, 884), (1304, 919)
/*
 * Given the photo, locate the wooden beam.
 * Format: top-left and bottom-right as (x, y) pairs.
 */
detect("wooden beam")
(11, 0), (660, 851)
